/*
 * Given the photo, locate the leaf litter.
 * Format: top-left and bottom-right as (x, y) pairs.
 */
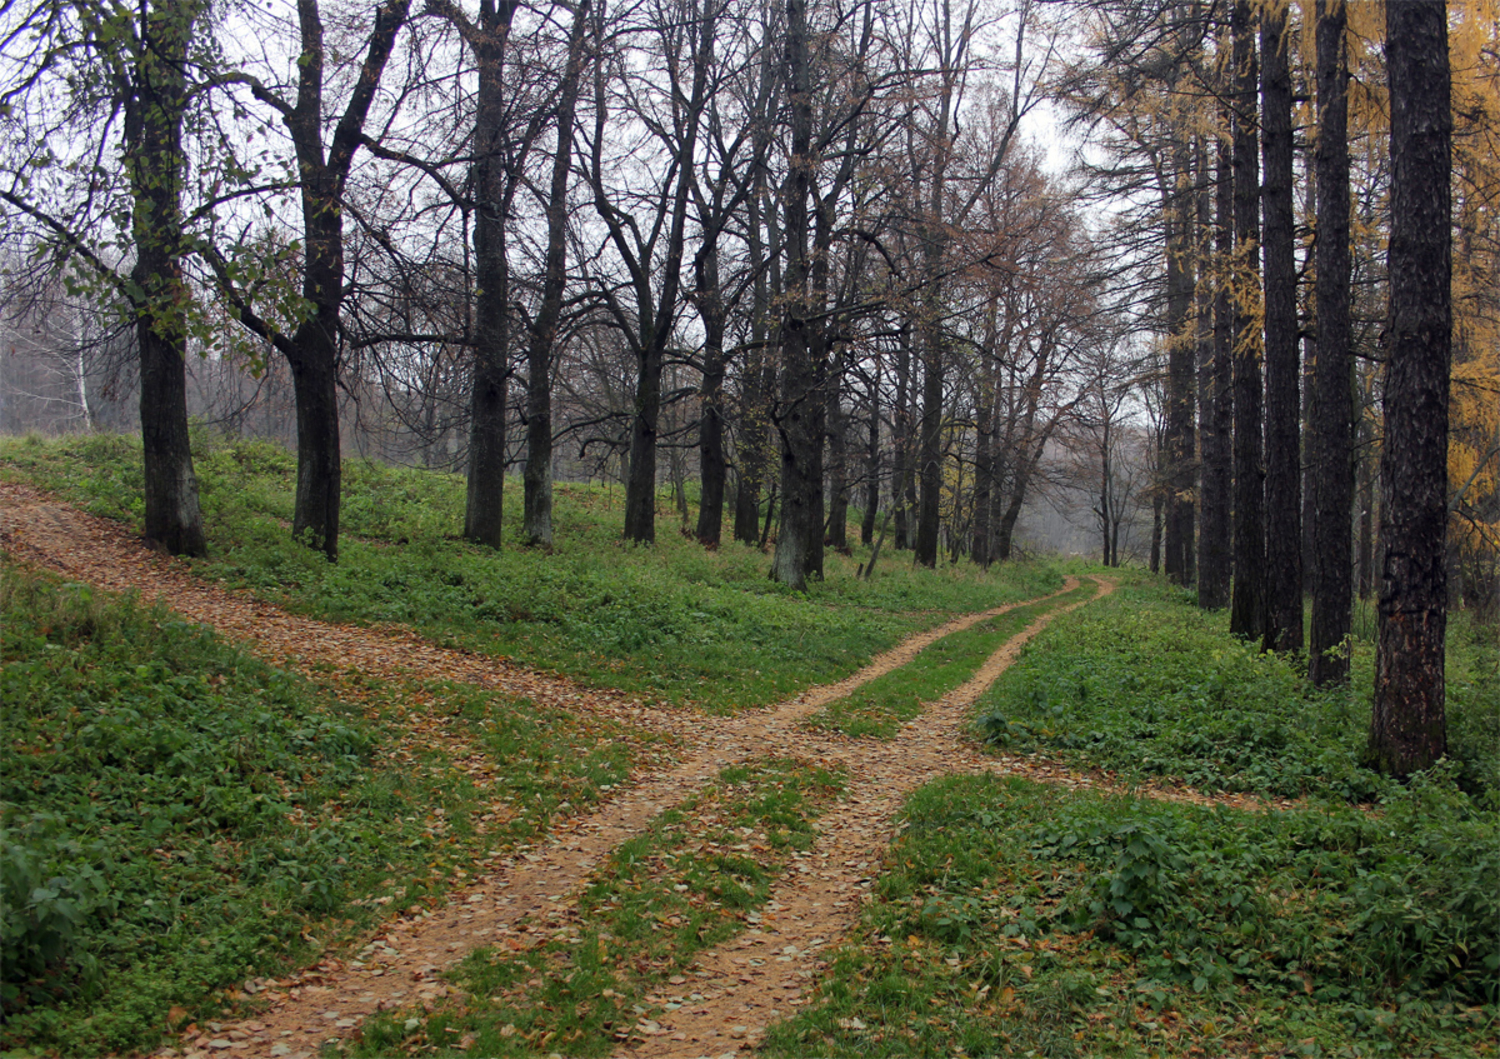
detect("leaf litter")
(0, 480), (1282, 1059)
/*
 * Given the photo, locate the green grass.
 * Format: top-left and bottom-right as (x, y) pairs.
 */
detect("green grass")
(764, 774), (1498, 1059)
(976, 580), (1500, 804)
(0, 563), (664, 1057)
(805, 581), (1098, 738)
(352, 756), (846, 1058)
(0, 432), (1063, 713)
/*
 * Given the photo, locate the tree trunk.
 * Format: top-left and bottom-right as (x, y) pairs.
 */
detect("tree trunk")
(770, 0), (818, 589)
(128, 0), (206, 558)
(287, 313), (342, 560)
(1229, 0), (1265, 640)
(892, 333), (913, 550)
(825, 347), (848, 552)
(861, 368), (879, 547)
(914, 322), (944, 567)
(1310, 0), (1354, 685)
(283, 0), (410, 561)
(1164, 139), (1195, 586)
(971, 390), (994, 568)
(523, 0), (588, 547)
(463, 2), (515, 549)
(1371, 0), (1450, 776)
(695, 242), (728, 547)
(1198, 127), (1234, 610)
(1261, 0), (1302, 652)
(622, 343), (664, 543)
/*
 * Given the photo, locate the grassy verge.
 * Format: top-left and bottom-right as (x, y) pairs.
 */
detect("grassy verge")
(0, 563), (661, 1057)
(975, 581), (1499, 803)
(804, 581), (1098, 739)
(352, 756), (846, 1058)
(0, 433), (1063, 713)
(765, 774), (1498, 1059)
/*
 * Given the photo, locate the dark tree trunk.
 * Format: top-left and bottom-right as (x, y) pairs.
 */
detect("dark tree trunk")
(861, 368), (879, 546)
(1199, 127), (1234, 610)
(914, 331), (944, 567)
(1150, 489), (1163, 574)
(1371, 0), (1450, 776)
(695, 242), (728, 547)
(1229, 0), (1265, 640)
(287, 311), (343, 559)
(892, 333), (913, 550)
(593, 0), (708, 546)
(463, 0), (525, 549)
(771, 0), (819, 589)
(1357, 415), (1376, 600)
(622, 343), (664, 543)
(734, 342), (772, 545)
(280, 0), (409, 561)
(734, 225), (773, 545)
(1261, 0), (1302, 652)
(1310, 0), (1354, 685)
(128, 0), (206, 557)
(971, 391), (994, 568)
(523, 1), (588, 547)
(1164, 140), (1195, 586)
(825, 348), (848, 552)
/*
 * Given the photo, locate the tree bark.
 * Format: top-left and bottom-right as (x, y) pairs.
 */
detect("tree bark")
(1164, 138), (1195, 586)
(914, 328), (944, 567)
(523, 0), (589, 547)
(695, 241), (728, 547)
(861, 367), (880, 547)
(1371, 0), (1450, 776)
(1228, 0), (1265, 640)
(281, 0), (410, 560)
(1198, 126), (1234, 610)
(770, 0), (818, 589)
(127, 0), (206, 557)
(1309, 0), (1354, 685)
(463, 2), (515, 548)
(1261, 0), (1302, 652)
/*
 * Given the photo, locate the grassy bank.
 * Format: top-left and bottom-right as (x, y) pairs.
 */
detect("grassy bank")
(0, 432), (1062, 713)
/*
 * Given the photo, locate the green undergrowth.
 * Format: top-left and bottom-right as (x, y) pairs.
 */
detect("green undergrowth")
(352, 756), (846, 1058)
(0, 432), (1062, 713)
(805, 580), (1098, 739)
(408, 679), (674, 842)
(764, 774), (1498, 1059)
(976, 581), (1500, 803)
(0, 563), (664, 1057)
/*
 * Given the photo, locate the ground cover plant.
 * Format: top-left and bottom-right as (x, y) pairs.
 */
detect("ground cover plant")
(804, 580), (1099, 738)
(764, 774), (1497, 1059)
(976, 581), (1500, 804)
(0, 433), (1063, 713)
(0, 562), (661, 1057)
(352, 756), (846, 1058)
(763, 581), (1498, 1058)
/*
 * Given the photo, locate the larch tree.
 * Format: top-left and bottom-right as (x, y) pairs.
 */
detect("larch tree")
(1308, 0), (1353, 685)
(1260, 0), (1301, 652)
(1228, 0), (1265, 640)
(1370, 0), (1451, 776)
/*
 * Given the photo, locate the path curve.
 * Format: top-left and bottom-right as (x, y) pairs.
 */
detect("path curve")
(1, 481), (1106, 1059)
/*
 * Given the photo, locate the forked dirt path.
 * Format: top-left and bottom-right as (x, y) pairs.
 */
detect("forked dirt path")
(1, 481), (1115, 1059)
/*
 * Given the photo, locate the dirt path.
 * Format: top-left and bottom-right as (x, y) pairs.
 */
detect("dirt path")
(2, 482), (1117, 1059)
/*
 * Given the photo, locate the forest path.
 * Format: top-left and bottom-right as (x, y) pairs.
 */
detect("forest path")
(2, 481), (1121, 1059)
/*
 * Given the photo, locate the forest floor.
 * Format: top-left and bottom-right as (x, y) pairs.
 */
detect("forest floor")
(1, 481), (1287, 1059)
